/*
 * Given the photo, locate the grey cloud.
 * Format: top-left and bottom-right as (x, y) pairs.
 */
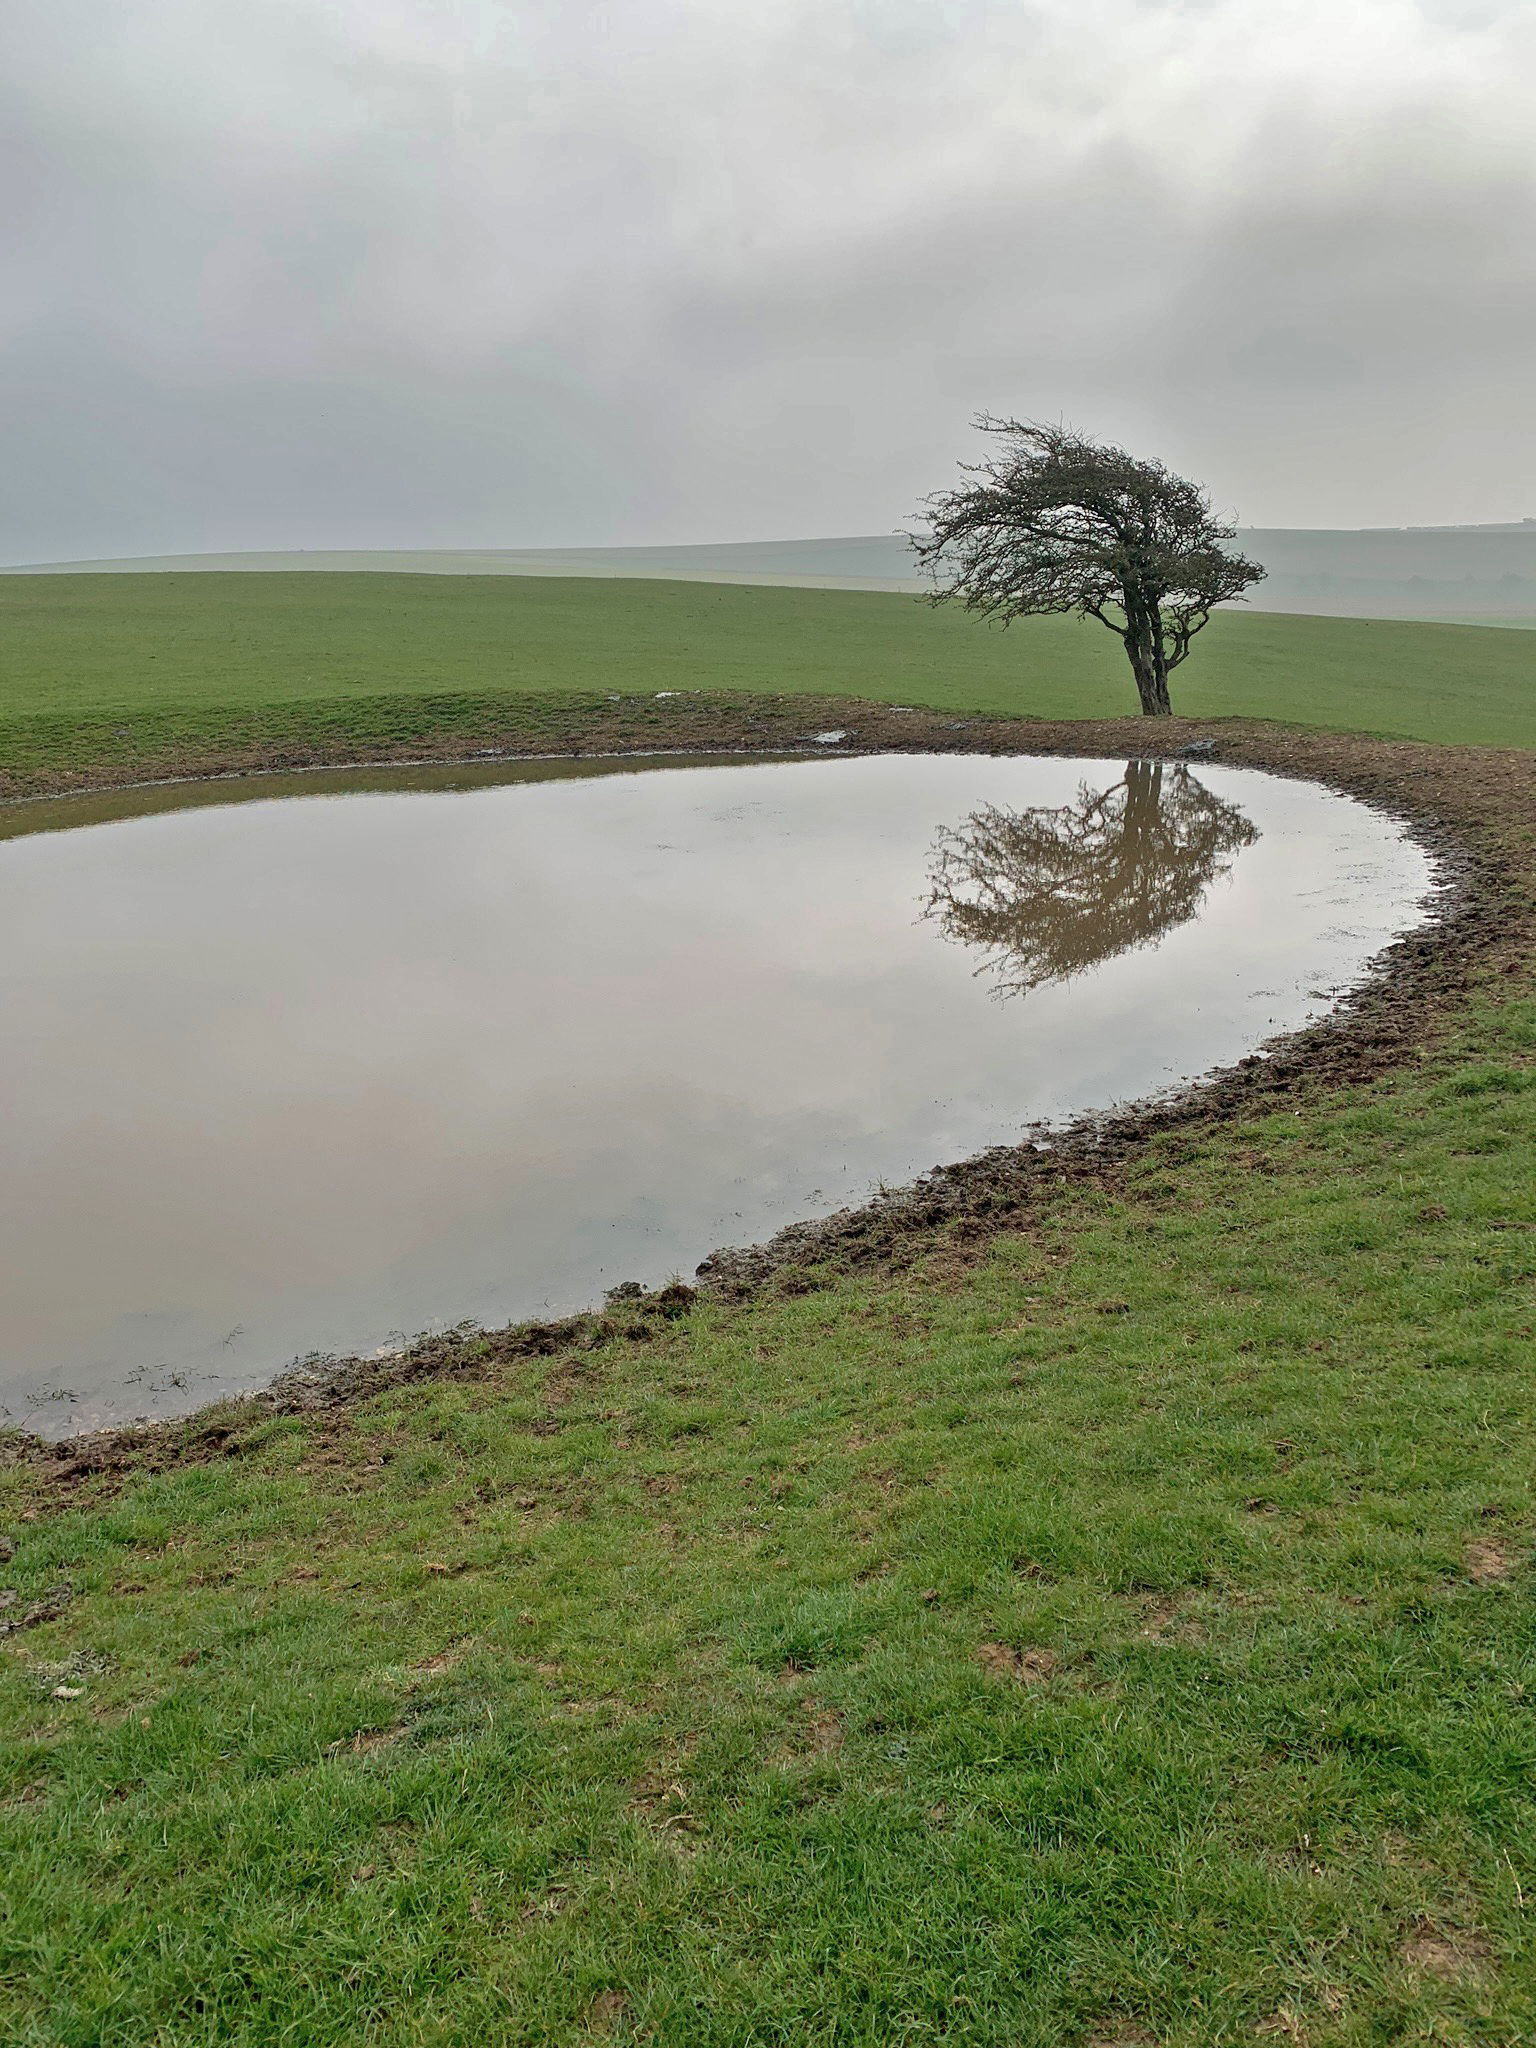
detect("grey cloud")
(2, 0), (1533, 563)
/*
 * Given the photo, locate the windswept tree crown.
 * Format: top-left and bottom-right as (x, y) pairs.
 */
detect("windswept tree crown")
(911, 420), (1265, 715)
(924, 761), (1259, 999)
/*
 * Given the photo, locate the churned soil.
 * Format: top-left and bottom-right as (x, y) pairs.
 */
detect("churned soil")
(5, 694), (1534, 1486)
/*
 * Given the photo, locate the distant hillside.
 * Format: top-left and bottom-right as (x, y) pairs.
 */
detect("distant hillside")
(1236, 523), (1536, 623)
(0, 536), (918, 591)
(6, 523), (1535, 624)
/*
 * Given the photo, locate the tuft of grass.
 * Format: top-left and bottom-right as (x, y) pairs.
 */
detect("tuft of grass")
(3, 996), (1534, 2043)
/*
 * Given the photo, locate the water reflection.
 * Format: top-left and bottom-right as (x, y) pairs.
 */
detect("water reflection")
(925, 759), (1259, 998)
(0, 752), (1429, 1435)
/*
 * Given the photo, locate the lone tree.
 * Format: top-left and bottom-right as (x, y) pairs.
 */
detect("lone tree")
(912, 419), (1265, 716)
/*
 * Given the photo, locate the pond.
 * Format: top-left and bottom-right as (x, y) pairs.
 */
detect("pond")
(0, 750), (1435, 1435)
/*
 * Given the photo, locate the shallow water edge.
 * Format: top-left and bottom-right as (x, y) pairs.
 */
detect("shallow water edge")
(1, 747), (1436, 1434)
(3, 701), (1513, 1466)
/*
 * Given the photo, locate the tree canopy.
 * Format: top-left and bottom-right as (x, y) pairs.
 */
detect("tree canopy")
(912, 420), (1265, 715)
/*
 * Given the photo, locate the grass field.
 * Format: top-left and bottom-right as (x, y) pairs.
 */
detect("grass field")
(3, 999), (1534, 2044)
(1, 573), (1534, 771)
(3, 575), (1536, 2043)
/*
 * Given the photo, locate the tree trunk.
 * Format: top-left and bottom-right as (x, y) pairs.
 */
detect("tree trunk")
(1121, 588), (1173, 715)
(1128, 642), (1171, 716)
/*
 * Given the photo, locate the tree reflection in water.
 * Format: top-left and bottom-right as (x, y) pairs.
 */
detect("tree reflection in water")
(924, 759), (1259, 998)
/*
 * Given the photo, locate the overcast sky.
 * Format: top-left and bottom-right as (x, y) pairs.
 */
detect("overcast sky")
(3, 0), (1533, 562)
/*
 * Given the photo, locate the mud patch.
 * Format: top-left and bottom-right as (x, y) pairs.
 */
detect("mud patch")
(1138, 1595), (1206, 1645)
(1401, 1918), (1492, 1982)
(583, 1989), (630, 2033)
(1464, 1539), (1515, 1584)
(977, 1641), (1060, 1682)
(408, 1643), (475, 1680)
(332, 1724), (406, 1757)
(0, 1582), (73, 1636)
(794, 1698), (846, 1758)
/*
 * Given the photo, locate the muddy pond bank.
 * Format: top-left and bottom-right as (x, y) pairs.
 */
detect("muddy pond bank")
(4, 698), (1534, 1486)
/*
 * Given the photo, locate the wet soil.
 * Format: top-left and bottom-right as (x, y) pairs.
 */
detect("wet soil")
(5, 694), (1533, 1490)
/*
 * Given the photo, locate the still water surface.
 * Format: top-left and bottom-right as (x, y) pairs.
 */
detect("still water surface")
(0, 751), (1433, 1433)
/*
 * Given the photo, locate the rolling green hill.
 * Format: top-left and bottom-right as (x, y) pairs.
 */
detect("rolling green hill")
(9, 521), (1535, 623)
(1, 571), (1533, 758)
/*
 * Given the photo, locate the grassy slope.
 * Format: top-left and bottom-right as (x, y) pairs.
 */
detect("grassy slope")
(1, 572), (1534, 756)
(3, 1006), (1533, 2044)
(3, 574), (1536, 2043)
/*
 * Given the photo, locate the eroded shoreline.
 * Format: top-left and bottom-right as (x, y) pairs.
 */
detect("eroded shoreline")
(5, 697), (1532, 1483)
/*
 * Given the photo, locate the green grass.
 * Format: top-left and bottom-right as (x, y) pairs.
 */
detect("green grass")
(3, 569), (1536, 2039)
(3, 999), (1534, 2043)
(1, 572), (1533, 755)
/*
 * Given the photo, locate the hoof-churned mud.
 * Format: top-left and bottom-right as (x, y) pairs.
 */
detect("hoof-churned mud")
(4, 695), (1532, 1488)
